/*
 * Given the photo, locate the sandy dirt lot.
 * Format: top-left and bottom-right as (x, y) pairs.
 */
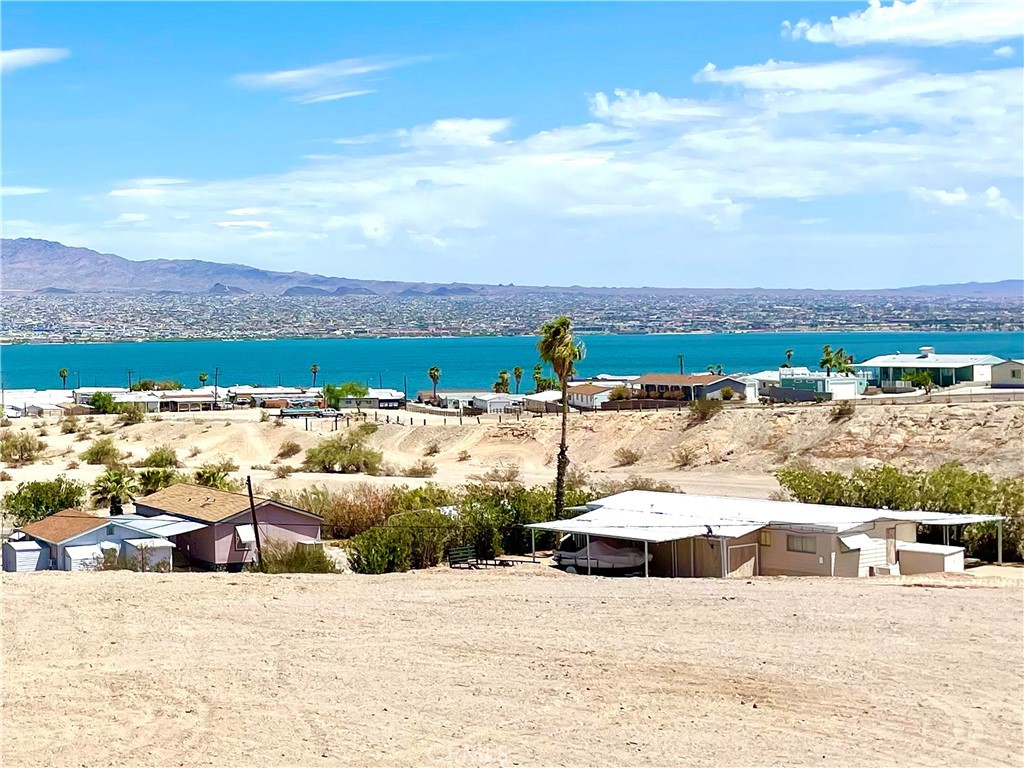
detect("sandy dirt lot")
(3, 568), (1022, 767)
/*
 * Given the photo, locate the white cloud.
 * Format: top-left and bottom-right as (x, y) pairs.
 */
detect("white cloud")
(783, 0), (1024, 47)
(216, 220), (271, 230)
(0, 186), (50, 196)
(993, 45), (1015, 58)
(226, 207), (268, 216)
(234, 56), (424, 104)
(401, 118), (511, 148)
(104, 213), (148, 227)
(589, 89), (723, 125)
(695, 58), (907, 91)
(911, 185), (1019, 218)
(0, 47), (69, 74)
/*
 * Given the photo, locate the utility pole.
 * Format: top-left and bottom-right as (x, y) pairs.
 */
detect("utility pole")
(213, 367), (220, 409)
(378, 372), (383, 389)
(677, 354), (685, 375)
(76, 371), (81, 389)
(127, 369), (134, 390)
(246, 476), (263, 571)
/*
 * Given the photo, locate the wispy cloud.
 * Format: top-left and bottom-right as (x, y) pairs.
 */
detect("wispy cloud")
(911, 185), (1019, 219)
(216, 220), (271, 230)
(234, 56), (425, 104)
(1, 185), (50, 196)
(694, 58), (908, 91)
(783, 0), (1024, 47)
(994, 45), (1015, 59)
(0, 47), (69, 74)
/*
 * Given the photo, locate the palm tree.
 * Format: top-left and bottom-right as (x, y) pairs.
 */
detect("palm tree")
(138, 468), (181, 495)
(310, 364), (320, 388)
(92, 469), (139, 516)
(58, 368), (69, 390)
(532, 364), (543, 392)
(194, 467), (234, 491)
(512, 366), (524, 394)
(784, 349), (794, 368)
(198, 372), (208, 386)
(833, 348), (854, 375)
(493, 370), (510, 394)
(538, 316), (586, 519)
(819, 344), (834, 375)
(715, 364), (724, 376)
(677, 354), (685, 375)
(428, 366), (441, 402)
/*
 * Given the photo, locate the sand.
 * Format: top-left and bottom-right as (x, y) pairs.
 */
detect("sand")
(2, 567), (1022, 767)
(3, 402), (1022, 514)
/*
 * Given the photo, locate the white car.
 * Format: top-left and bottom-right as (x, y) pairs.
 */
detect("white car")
(553, 537), (652, 574)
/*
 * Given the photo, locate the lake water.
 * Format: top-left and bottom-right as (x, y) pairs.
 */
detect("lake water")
(1, 331), (1021, 392)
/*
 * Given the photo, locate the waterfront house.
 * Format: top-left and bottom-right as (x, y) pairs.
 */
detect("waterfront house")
(134, 484), (322, 571)
(566, 384), (614, 410)
(991, 359), (1024, 389)
(523, 390), (562, 413)
(853, 347), (1004, 390)
(526, 491), (1005, 579)
(471, 393), (522, 413)
(631, 373), (754, 402)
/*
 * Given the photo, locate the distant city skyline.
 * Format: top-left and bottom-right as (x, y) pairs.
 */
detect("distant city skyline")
(2, 1), (1022, 289)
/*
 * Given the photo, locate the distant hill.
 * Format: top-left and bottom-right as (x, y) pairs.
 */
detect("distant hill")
(1, 238), (1020, 298)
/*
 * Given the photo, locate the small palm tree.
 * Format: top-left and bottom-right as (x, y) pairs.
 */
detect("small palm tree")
(532, 364), (543, 391)
(784, 349), (794, 368)
(428, 366), (441, 402)
(513, 366), (524, 394)
(493, 370), (511, 394)
(538, 316), (586, 519)
(138, 468), (181, 495)
(59, 368), (69, 390)
(716, 364), (724, 376)
(310, 364), (320, 388)
(833, 348), (854, 375)
(198, 372), (208, 386)
(819, 344), (834, 375)
(92, 469), (139, 515)
(194, 467), (234, 491)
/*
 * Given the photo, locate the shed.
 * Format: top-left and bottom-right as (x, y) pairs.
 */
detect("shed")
(2, 540), (48, 572)
(897, 542), (965, 575)
(122, 537), (174, 570)
(63, 544), (104, 571)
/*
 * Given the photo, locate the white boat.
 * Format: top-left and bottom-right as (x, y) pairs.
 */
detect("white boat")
(553, 537), (652, 574)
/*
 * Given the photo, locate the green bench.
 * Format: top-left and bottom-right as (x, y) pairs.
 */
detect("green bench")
(448, 544), (479, 569)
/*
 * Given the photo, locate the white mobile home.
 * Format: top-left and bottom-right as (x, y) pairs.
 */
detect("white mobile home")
(527, 491), (1005, 579)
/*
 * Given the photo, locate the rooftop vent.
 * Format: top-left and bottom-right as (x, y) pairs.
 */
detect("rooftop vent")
(919, 346), (935, 358)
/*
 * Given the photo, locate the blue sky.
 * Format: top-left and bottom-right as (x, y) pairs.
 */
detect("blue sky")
(3, 1), (1022, 289)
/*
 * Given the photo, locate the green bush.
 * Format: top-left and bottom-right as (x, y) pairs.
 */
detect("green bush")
(0, 430), (46, 465)
(276, 440), (302, 460)
(138, 445), (181, 468)
(356, 422), (379, 437)
(80, 437), (123, 467)
(608, 386), (631, 402)
(194, 465), (242, 492)
(118, 403), (146, 425)
(60, 416), (79, 434)
(688, 398), (723, 422)
(347, 526), (412, 574)
(1, 476), (87, 526)
(88, 392), (117, 414)
(391, 509), (456, 569)
(302, 434), (383, 475)
(720, 386), (734, 401)
(138, 468), (187, 495)
(256, 539), (338, 574)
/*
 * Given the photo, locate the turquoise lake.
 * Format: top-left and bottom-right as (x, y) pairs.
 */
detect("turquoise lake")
(1, 332), (1022, 392)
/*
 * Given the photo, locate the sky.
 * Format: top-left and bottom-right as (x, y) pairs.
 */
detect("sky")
(2, 0), (1023, 289)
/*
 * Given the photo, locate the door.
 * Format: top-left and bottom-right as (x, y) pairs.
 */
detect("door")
(727, 544), (758, 578)
(886, 528), (897, 565)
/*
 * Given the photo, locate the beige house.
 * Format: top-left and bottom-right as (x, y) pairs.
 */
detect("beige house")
(527, 491), (1005, 578)
(991, 359), (1024, 389)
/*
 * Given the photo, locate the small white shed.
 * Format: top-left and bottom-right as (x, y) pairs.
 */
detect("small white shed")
(2, 540), (48, 572)
(123, 538), (174, 570)
(897, 542), (965, 575)
(63, 544), (104, 572)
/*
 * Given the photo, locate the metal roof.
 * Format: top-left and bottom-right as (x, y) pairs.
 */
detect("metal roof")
(855, 353), (1004, 368)
(122, 537), (175, 549)
(526, 491), (1005, 545)
(5, 540), (42, 552)
(116, 514), (208, 537)
(64, 544), (103, 560)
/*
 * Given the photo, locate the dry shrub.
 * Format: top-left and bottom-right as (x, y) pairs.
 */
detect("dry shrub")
(423, 441), (440, 457)
(470, 462), (521, 484)
(276, 440), (302, 460)
(404, 460), (438, 478)
(672, 445), (696, 468)
(614, 446), (642, 467)
(273, 464), (295, 479)
(457, 449), (471, 462)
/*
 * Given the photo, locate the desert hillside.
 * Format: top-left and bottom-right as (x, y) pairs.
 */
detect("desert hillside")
(2, 402), (1021, 507)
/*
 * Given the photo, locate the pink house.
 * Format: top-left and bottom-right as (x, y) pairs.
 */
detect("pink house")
(134, 484), (322, 571)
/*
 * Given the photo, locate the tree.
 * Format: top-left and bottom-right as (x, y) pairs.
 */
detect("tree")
(493, 370), (510, 394)
(59, 368), (69, 389)
(819, 344), (834, 375)
(428, 366), (441, 402)
(311, 364), (320, 388)
(88, 391), (117, 414)
(537, 315), (586, 519)
(532, 364), (543, 392)
(833, 347), (855, 375)
(198, 372), (208, 386)
(902, 370), (934, 393)
(138, 468), (184, 495)
(782, 349), (794, 368)
(1, 476), (86, 526)
(677, 354), (685, 374)
(91, 469), (139, 515)
(322, 381), (370, 409)
(512, 366), (524, 394)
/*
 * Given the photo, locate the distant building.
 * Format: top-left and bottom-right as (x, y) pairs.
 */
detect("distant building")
(567, 384), (614, 410)
(854, 346), (1004, 389)
(471, 393), (522, 413)
(523, 390), (562, 413)
(991, 359), (1024, 389)
(774, 371), (867, 402)
(631, 373), (755, 402)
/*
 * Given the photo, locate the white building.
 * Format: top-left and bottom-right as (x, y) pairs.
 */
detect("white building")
(472, 393), (523, 413)
(523, 390), (562, 413)
(854, 347), (1004, 389)
(566, 384), (614, 410)
(991, 359), (1024, 389)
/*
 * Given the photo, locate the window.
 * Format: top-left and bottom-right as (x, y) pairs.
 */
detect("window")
(787, 535), (816, 554)
(758, 531), (772, 547)
(1012, 369), (1022, 380)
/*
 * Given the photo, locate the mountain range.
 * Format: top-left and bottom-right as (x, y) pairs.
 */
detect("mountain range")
(2, 238), (1022, 299)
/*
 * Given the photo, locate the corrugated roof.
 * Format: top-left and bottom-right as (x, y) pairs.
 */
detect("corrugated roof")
(855, 353), (1004, 368)
(136, 484), (264, 523)
(634, 373), (720, 386)
(19, 508), (107, 544)
(568, 384), (614, 396)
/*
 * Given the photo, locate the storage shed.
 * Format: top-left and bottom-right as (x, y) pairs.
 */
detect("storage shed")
(897, 542), (965, 575)
(2, 540), (48, 572)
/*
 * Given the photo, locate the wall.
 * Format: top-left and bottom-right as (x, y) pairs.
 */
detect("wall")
(992, 362), (1024, 389)
(213, 503), (322, 568)
(898, 548), (964, 575)
(759, 529), (833, 576)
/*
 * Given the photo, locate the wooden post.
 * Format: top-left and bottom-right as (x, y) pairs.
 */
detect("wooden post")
(531, 529), (536, 563)
(246, 476), (263, 571)
(644, 541), (649, 578)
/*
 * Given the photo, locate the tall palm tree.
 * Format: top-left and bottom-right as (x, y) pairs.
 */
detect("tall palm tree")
(493, 370), (511, 394)
(198, 372), (208, 386)
(677, 354), (685, 375)
(92, 469), (139, 516)
(428, 366), (441, 402)
(538, 316), (586, 519)
(819, 344), (834, 375)
(310, 364), (320, 388)
(512, 366), (524, 394)
(532, 364), (543, 392)
(58, 368), (69, 390)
